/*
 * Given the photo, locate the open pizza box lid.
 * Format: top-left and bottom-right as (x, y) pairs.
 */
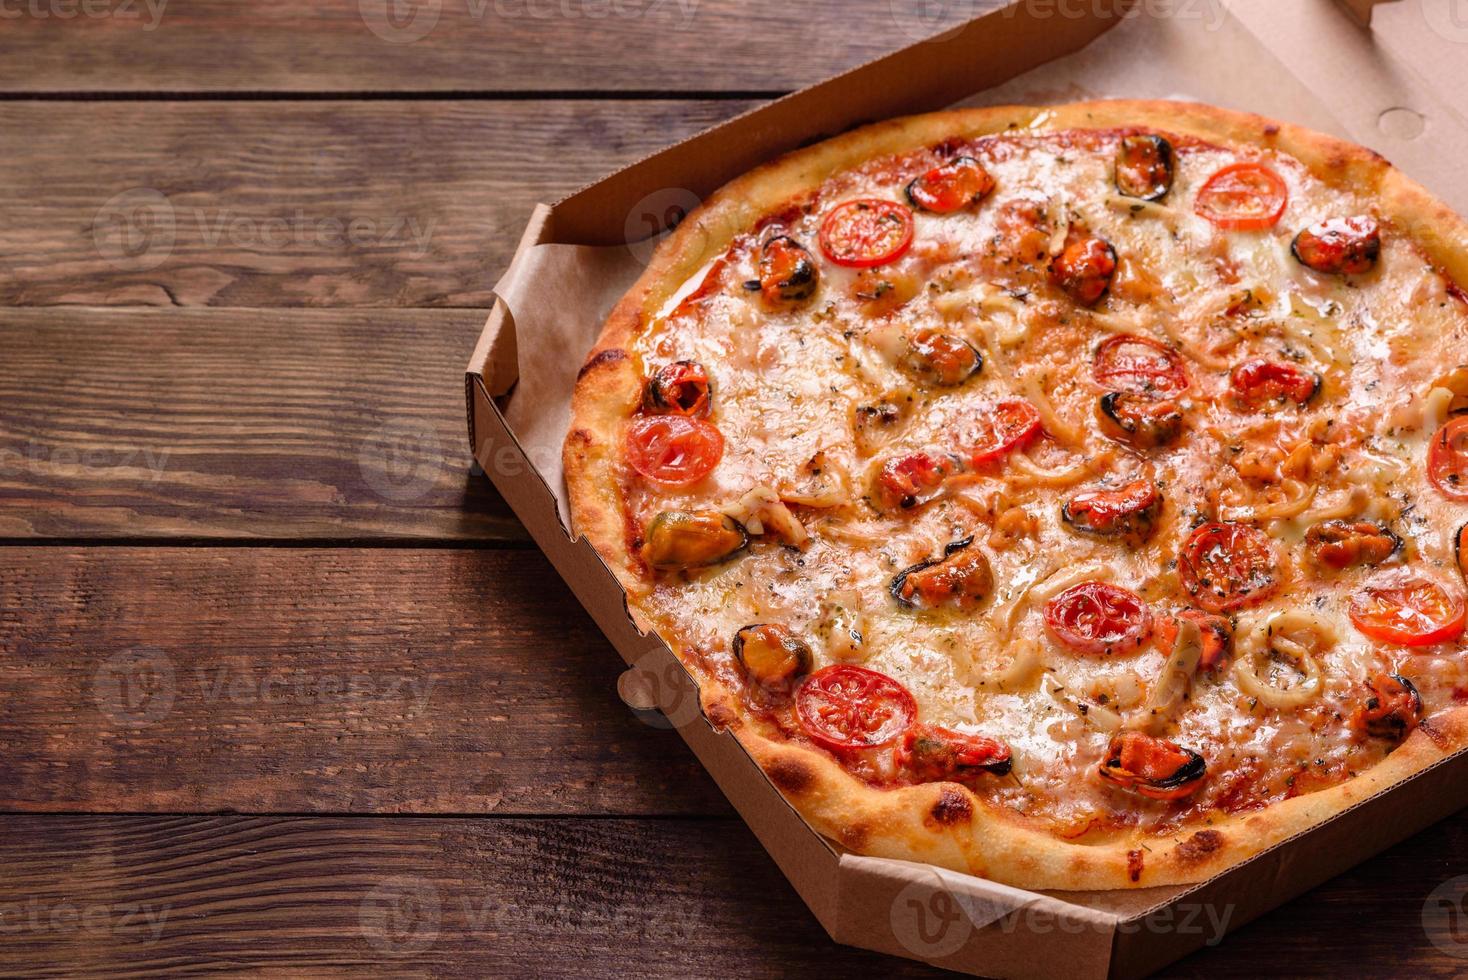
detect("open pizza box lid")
(467, 2), (1468, 975)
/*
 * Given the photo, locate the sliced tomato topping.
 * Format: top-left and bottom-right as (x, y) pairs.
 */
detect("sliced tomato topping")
(1427, 416), (1468, 500)
(1179, 522), (1279, 613)
(1230, 358), (1322, 407)
(1043, 582), (1153, 655)
(1349, 571), (1467, 647)
(624, 415), (724, 487)
(1092, 334), (1189, 396)
(962, 398), (1043, 464)
(899, 724), (1012, 780)
(796, 665), (917, 751)
(1099, 731), (1206, 801)
(818, 198), (915, 268)
(1194, 162), (1289, 231)
(905, 156), (995, 214)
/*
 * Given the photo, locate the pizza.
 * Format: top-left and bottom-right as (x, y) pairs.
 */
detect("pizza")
(563, 100), (1468, 890)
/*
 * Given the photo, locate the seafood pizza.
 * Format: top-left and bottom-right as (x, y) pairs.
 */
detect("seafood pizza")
(564, 100), (1468, 889)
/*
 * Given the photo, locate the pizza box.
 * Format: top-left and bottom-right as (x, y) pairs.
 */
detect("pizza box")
(465, 1), (1468, 975)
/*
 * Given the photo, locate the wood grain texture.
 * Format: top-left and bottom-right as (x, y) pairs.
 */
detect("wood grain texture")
(0, 814), (953, 978)
(0, 99), (755, 307)
(0, 812), (1466, 977)
(0, 547), (730, 815)
(0, 307), (525, 540)
(0, 0), (990, 94)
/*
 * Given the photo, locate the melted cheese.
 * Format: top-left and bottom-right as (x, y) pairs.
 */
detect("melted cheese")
(619, 128), (1468, 838)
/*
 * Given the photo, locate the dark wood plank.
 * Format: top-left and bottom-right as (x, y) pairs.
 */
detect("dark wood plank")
(0, 307), (526, 540)
(0, 547), (730, 815)
(0, 812), (1466, 977)
(0, 99), (755, 307)
(0, 0), (989, 94)
(0, 814), (950, 978)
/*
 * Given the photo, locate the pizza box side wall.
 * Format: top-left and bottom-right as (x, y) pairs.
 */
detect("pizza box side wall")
(466, 1), (1468, 976)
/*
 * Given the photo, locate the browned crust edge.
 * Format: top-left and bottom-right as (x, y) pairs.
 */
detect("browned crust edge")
(562, 99), (1468, 890)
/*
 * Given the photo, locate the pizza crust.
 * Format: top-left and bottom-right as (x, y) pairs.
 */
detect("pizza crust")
(563, 99), (1468, 890)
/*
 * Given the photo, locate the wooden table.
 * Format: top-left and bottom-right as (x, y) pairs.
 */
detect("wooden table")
(2, 2), (1467, 975)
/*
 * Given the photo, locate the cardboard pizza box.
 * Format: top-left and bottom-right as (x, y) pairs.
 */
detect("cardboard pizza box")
(466, 2), (1468, 975)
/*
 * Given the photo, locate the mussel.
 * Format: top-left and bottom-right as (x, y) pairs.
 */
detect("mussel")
(641, 510), (747, 571)
(903, 330), (983, 387)
(891, 537), (994, 611)
(1097, 392), (1184, 449)
(732, 624), (813, 689)
(1114, 134), (1175, 202)
(1305, 520), (1403, 570)
(1061, 478), (1163, 547)
(1097, 731), (1206, 801)
(1353, 672), (1423, 741)
(1291, 216), (1381, 276)
(1050, 235), (1117, 306)
(758, 235), (819, 305)
(642, 360), (712, 418)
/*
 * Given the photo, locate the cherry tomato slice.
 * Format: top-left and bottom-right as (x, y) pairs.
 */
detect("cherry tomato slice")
(1179, 522), (1279, 613)
(905, 156), (995, 214)
(1092, 334), (1190, 397)
(818, 198), (915, 268)
(1230, 358), (1322, 407)
(624, 415), (723, 487)
(1043, 582), (1153, 655)
(1427, 416), (1468, 500)
(1349, 572), (1467, 647)
(1195, 162), (1289, 231)
(963, 399), (1043, 464)
(796, 664), (917, 751)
